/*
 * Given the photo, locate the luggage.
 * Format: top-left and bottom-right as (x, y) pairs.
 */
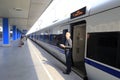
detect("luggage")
(21, 41), (24, 45)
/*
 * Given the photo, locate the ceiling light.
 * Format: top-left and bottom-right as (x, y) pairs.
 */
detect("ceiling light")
(13, 8), (23, 11)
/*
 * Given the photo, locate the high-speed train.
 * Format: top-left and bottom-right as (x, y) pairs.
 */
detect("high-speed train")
(29, 1), (120, 80)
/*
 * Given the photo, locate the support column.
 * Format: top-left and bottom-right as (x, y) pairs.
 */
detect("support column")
(17, 29), (19, 39)
(12, 25), (17, 40)
(17, 29), (21, 39)
(19, 31), (21, 38)
(2, 18), (10, 46)
(20, 31), (22, 38)
(18, 30), (20, 39)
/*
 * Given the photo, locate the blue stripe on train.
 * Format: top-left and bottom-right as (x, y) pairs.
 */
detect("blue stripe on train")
(85, 58), (120, 79)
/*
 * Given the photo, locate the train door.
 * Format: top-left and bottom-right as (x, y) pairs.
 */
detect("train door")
(72, 22), (86, 77)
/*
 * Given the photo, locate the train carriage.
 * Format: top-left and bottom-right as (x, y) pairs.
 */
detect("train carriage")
(29, 1), (120, 80)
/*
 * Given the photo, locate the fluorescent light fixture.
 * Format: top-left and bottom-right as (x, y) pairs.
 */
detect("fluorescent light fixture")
(13, 8), (23, 11)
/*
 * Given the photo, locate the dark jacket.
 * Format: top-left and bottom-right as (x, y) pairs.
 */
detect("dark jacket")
(65, 38), (72, 51)
(65, 39), (72, 49)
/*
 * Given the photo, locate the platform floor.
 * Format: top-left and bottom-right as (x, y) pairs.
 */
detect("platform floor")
(0, 39), (82, 80)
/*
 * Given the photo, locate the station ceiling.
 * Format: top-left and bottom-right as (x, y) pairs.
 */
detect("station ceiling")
(0, 0), (53, 31)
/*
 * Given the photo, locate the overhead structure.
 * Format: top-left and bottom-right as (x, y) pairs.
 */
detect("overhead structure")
(0, 0), (53, 31)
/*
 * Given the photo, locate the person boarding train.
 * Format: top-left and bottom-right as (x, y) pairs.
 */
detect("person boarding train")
(60, 32), (72, 74)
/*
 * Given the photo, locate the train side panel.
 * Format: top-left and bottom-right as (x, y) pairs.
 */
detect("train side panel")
(86, 7), (120, 80)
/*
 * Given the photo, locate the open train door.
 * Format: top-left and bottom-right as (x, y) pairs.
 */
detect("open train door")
(71, 21), (87, 79)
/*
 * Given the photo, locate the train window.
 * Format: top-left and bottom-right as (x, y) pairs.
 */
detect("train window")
(87, 32), (120, 69)
(62, 29), (68, 44)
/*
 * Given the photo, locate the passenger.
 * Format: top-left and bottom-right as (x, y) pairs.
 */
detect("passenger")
(25, 35), (27, 40)
(18, 35), (24, 47)
(60, 32), (72, 74)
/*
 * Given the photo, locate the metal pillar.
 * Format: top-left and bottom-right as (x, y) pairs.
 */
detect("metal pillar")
(3, 18), (10, 46)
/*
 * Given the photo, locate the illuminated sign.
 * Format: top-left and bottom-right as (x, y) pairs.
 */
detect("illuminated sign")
(71, 7), (86, 19)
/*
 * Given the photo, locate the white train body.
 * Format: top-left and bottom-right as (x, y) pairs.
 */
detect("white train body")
(30, 0), (120, 80)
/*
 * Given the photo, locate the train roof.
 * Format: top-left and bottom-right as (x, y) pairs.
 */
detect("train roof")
(32, 0), (120, 34)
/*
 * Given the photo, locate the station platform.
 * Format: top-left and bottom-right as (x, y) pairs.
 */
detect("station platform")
(0, 39), (82, 80)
